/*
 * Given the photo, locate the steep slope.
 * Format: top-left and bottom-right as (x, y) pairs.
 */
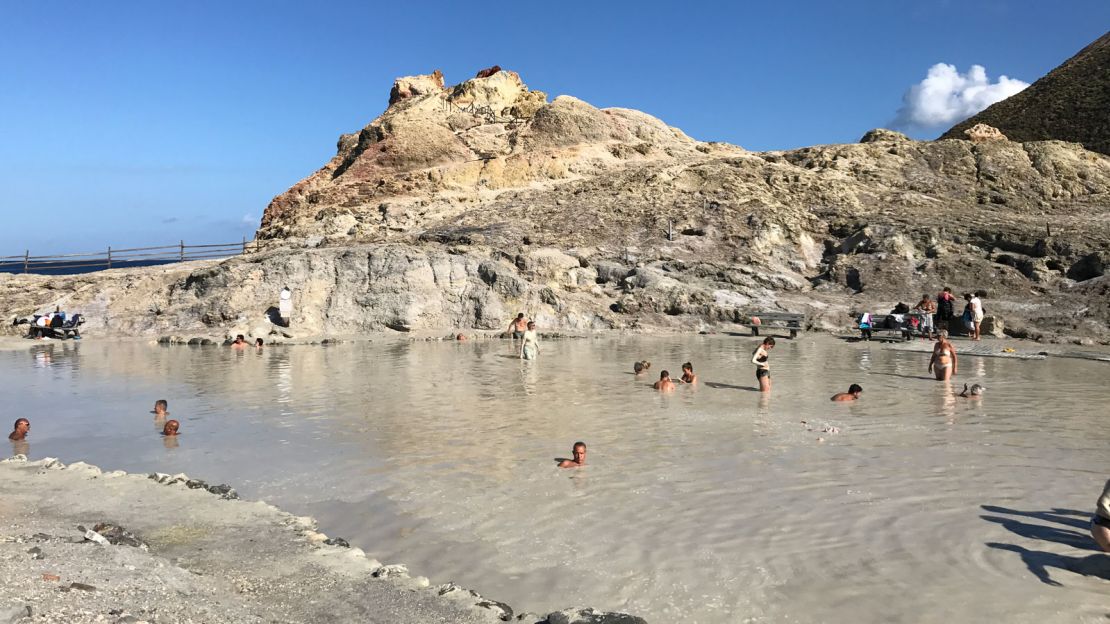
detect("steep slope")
(941, 31), (1110, 155)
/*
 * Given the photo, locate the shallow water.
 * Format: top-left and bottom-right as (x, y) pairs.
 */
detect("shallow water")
(6, 336), (1110, 623)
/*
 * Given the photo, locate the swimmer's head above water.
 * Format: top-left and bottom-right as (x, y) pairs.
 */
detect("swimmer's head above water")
(162, 420), (180, 436)
(9, 418), (30, 441)
(153, 399), (168, 416)
(961, 383), (985, 397)
(558, 441), (587, 468)
(634, 361), (645, 374)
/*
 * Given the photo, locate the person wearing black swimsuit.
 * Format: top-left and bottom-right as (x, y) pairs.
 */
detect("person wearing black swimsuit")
(751, 337), (775, 393)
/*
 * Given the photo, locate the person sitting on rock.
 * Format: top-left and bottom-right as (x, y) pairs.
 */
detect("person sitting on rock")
(557, 442), (587, 468)
(679, 362), (697, 384)
(830, 384), (863, 402)
(9, 418), (29, 441)
(231, 335), (247, 349)
(161, 420), (180, 436)
(152, 399), (169, 417)
(654, 370), (676, 392)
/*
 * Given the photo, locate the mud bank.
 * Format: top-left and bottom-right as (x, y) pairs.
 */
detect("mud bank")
(0, 456), (643, 624)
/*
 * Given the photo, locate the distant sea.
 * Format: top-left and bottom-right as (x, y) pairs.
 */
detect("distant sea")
(0, 259), (180, 276)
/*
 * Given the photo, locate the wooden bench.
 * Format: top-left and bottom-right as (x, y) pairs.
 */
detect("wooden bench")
(743, 312), (805, 339)
(861, 313), (929, 341)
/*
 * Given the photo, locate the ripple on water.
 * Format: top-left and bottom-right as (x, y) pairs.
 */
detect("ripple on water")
(4, 336), (1110, 623)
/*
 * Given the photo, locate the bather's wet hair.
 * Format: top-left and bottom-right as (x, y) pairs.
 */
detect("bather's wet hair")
(763, 337), (776, 346)
(660, 370), (670, 379)
(573, 441), (586, 451)
(682, 362), (693, 372)
(848, 384), (863, 394)
(634, 361), (644, 373)
(154, 399), (168, 412)
(13, 418), (29, 429)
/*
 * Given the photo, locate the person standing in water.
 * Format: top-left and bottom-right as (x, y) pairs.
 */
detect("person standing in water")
(830, 384), (863, 402)
(520, 321), (540, 360)
(928, 330), (958, 381)
(508, 313), (528, 340)
(152, 399), (169, 418)
(752, 337), (775, 392)
(653, 370), (676, 391)
(162, 420), (180, 436)
(969, 291), (984, 341)
(558, 442), (587, 468)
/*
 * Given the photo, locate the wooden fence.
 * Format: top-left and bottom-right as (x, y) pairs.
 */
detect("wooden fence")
(0, 239), (267, 274)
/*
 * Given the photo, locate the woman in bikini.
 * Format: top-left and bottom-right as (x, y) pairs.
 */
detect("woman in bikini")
(928, 330), (958, 381)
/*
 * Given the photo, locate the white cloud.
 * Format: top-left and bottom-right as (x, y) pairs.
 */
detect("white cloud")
(240, 213), (257, 225)
(894, 63), (1029, 129)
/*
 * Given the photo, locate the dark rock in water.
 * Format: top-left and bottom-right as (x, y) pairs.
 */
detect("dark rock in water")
(91, 523), (145, 548)
(63, 582), (97, 592)
(323, 537), (350, 548)
(544, 608), (648, 624)
(26, 546), (44, 560)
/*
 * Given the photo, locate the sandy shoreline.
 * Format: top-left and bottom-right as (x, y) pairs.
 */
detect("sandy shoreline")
(0, 456), (644, 624)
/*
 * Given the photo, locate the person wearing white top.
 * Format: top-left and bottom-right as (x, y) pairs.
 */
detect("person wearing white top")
(278, 286), (293, 327)
(970, 293), (983, 341)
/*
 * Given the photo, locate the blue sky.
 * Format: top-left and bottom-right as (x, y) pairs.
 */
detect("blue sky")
(1, 1), (1106, 254)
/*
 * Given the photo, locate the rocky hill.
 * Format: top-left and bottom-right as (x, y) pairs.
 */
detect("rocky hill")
(942, 31), (1110, 155)
(2, 66), (1108, 343)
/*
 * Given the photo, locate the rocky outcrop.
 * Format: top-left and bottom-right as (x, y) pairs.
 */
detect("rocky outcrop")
(3, 67), (1109, 344)
(964, 123), (1008, 143)
(942, 31), (1110, 155)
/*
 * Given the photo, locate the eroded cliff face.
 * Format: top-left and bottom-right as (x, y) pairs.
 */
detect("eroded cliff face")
(2, 67), (1108, 342)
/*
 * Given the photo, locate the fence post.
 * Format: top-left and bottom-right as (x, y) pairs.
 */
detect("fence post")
(180, 240), (185, 262)
(107, 246), (112, 269)
(242, 236), (247, 254)
(24, 250), (29, 274)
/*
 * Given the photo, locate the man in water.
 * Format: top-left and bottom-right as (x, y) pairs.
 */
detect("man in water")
(752, 337), (775, 392)
(958, 383), (985, 398)
(162, 420), (180, 436)
(679, 362), (697, 384)
(153, 399), (169, 417)
(508, 313), (528, 340)
(633, 361), (646, 375)
(519, 321), (539, 360)
(830, 384), (863, 402)
(558, 442), (587, 468)
(928, 330), (958, 381)
(231, 334), (247, 349)
(9, 418), (29, 441)
(654, 370), (676, 391)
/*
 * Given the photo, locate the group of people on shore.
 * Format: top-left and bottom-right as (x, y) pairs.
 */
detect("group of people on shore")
(861, 287), (986, 342)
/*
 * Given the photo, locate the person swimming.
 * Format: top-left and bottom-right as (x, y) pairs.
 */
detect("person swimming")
(162, 419), (180, 436)
(752, 337), (775, 392)
(830, 384), (863, 402)
(634, 361), (646, 375)
(958, 383), (985, 397)
(231, 335), (247, 349)
(679, 362), (697, 384)
(9, 418), (29, 441)
(928, 330), (958, 381)
(558, 442), (587, 468)
(255, 338), (264, 348)
(654, 370), (676, 392)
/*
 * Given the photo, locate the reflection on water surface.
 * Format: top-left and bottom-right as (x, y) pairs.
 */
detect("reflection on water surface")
(6, 336), (1110, 623)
